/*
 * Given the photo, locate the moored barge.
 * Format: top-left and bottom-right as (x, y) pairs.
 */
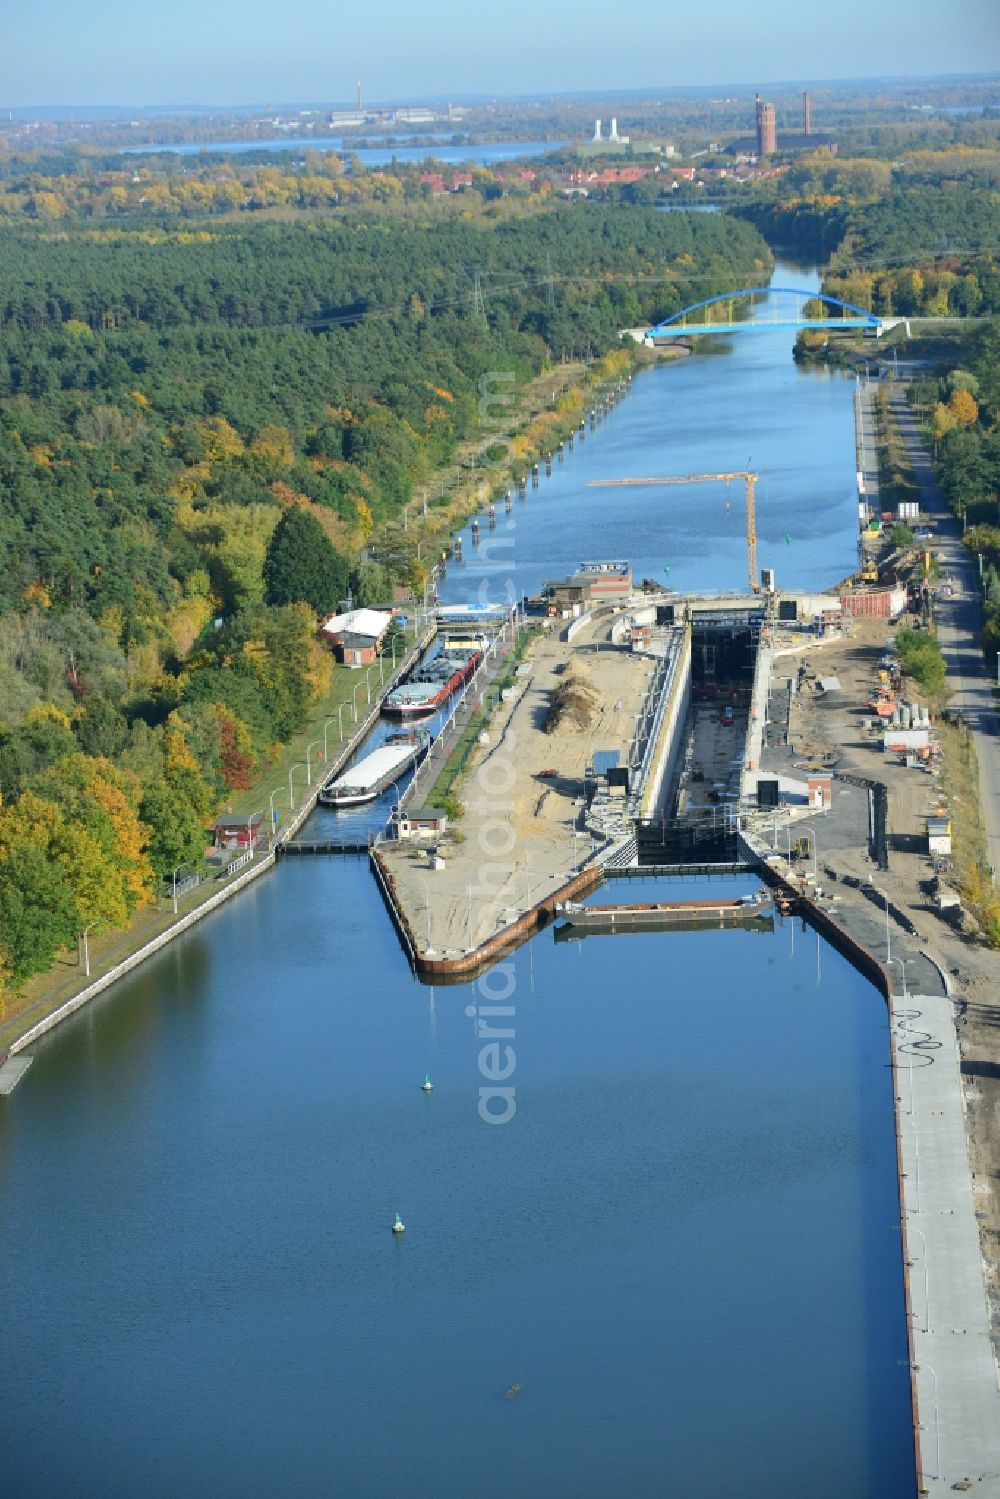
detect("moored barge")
(382, 646), (483, 718)
(318, 729), (430, 807)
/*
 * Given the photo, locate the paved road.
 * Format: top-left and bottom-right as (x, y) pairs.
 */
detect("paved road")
(856, 379), (881, 512)
(889, 389), (1000, 883)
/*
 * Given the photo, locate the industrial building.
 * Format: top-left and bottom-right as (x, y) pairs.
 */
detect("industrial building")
(542, 560), (633, 609)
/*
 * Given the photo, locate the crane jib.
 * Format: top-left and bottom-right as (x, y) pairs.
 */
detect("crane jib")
(588, 471), (761, 593)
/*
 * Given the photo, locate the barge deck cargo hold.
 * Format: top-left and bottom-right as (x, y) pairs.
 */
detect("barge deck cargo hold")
(318, 730), (430, 807)
(382, 647), (483, 718)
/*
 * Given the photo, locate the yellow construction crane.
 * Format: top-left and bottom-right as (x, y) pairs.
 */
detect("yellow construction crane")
(589, 471), (759, 593)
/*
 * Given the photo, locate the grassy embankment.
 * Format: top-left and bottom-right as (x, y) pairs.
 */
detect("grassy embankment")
(874, 384), (921, 518)
(0, 640), (423, 1047)
(423, 627), (542, 818)
(936, 719), (1000, 946)
(393, 347), (642, 560)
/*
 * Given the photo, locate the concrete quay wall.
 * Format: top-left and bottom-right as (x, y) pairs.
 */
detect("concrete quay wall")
(637, 625), (692, 819)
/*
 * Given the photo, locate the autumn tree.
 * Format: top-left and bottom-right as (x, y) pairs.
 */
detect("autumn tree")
(30, 754), (154, 922)
(949, 387), (979, 428)
(931, 402), (958, 448)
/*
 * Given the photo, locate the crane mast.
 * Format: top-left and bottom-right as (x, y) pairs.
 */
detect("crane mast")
(589, 471), (760, 593)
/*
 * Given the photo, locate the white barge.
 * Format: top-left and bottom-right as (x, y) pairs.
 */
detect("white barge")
(318, 730), (430, 808)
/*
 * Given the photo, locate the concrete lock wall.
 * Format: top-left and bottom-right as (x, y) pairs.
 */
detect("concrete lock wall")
(639, 625), (693, 818)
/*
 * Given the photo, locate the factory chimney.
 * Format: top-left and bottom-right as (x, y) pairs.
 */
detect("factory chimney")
(357, 80), (363, 113)
(803, 90), (812, 135)
(592, 119), (602, 142)
(609, 118), (619, 141)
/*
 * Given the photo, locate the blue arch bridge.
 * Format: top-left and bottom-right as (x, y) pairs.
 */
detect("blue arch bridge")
(643, 287), (884, 340)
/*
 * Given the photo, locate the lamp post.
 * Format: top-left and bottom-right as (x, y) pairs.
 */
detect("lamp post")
(268, 789), (280, 838)
(289, 762), (306, 810)
(306, 740), (322, 786)
(418, 875), (433, 951)
(323, 717), (339, 760)
(871, 883), (891, 962)
(352, 680), (365, 723)
(912, 1361), (941, 1481)
(365, 665), (375, 704)
(892, 957), (912, 1115)
(80, 922), (96, 977)
(170, 865), (184, 915)
(907, 1221), (930, 1334)
(337, 701), (347, 742)
(800, 825), (817, 882)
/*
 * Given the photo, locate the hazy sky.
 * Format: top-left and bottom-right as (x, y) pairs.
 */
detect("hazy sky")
(2, 0), (998, 107)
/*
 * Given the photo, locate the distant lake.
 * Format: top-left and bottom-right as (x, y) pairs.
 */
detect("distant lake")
(122, 138), (568, 167)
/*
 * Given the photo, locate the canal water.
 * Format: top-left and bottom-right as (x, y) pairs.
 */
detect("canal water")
(0, 252), (915, 1497)
(445, 255), (858, 607)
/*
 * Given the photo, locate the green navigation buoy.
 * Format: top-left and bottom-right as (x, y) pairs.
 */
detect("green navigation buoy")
(392, 1212), (406, 1235)
(421, 1074), (434, 1092)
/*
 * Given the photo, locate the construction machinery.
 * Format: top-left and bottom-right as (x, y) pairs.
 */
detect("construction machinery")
(589, 471), (759, 592)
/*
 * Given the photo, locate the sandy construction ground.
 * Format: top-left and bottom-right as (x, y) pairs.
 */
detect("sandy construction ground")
(381, 616), (655, 956)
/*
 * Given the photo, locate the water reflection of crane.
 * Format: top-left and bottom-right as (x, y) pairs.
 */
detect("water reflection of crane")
(589, 470), (760, 592)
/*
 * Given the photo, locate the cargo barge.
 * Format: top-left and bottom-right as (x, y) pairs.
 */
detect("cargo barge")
(382, 645), (483, 718)
(318, 729), (431, 807)
(555, 891), (774, 935)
